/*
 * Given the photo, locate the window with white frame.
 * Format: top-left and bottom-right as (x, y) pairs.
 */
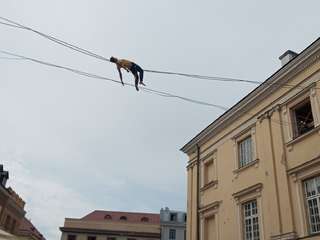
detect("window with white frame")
(242, 200), (260, 240)
(304, 176), (320, 234)
(238, 136), (253, 168)
(169, 229), (176, 240)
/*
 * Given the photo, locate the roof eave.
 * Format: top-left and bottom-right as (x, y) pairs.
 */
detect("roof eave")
(180, 37), (320, 155)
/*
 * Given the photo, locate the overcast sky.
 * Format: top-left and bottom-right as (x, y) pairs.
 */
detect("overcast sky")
(0, 1), (319, 239)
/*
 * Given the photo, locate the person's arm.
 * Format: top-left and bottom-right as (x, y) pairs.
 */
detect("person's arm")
(117, 66), (124, 86)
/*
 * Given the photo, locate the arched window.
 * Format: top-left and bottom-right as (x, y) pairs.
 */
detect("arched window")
(141, 217), (149, 222)
(119, 216), (127, 221)
(104, 214), (112, 220)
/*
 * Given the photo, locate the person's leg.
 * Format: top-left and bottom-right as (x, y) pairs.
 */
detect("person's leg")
(130, 64), (139, 91)
(137, 65), (145, 85)
(134, 74), (139, 91)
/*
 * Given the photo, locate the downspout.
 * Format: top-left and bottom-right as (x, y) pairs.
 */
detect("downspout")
(196, 144), (201, 240)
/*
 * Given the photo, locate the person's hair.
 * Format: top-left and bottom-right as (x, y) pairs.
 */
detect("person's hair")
(110, 56), (117, 63)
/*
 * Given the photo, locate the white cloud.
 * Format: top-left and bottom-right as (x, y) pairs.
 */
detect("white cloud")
(1, 153), (94, 240)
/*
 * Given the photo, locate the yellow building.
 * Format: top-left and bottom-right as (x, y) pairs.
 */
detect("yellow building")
(60, 210), (161, 240)
(181, 38), (320, 240)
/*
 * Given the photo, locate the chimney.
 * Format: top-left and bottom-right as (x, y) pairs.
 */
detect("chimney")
(0, 165), (9, 187)
(279, 50), (298, 66)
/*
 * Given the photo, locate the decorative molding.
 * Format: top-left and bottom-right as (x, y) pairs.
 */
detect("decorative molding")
(200, 180), (218, 192)
(233, 183), (263, 202)
(280, 82), (315, 107)
(270, 231), (297, 240)
(233, 159), (260, 174)
(310, 86), (320, 127)
(201, 150), (216, 163)
(60, 227), (161, 238)
(287, 155), (320, 176)
(310, 87), (317, 97)
(232, 124), (256, 140)
(186, 159), (197, 170)
(286, 125), (320, 148)
(199, 201), (221, 215)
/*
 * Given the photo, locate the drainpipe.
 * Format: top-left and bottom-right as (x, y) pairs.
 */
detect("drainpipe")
(196, 144), (201, 240)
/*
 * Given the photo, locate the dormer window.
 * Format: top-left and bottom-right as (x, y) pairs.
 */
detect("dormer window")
(120, 216), (127, 221)
(170, 213), (177, 221)
(104, 214), (112, 220)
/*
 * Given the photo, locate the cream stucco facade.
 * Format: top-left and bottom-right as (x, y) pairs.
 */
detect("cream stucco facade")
(181, 38), (320, 240)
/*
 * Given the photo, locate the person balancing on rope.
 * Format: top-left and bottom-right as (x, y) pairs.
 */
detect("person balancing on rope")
(110, 57), (145, 91)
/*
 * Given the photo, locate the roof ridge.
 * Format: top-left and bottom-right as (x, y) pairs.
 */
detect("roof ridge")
(89, 210), (159, 215)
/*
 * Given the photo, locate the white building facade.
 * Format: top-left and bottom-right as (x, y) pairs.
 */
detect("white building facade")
(160, 208), (186, 240)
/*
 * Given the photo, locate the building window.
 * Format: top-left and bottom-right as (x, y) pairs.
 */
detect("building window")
(238, 136), (253, 168)
(304, 176), (320, 234)
(243, 200), (260, 240)
(170, 213), (177, 221)
(141, 217), (149, 222)
(87, 236), (96, 240)
(169, 229), (176, 240)
(104, 214), (112, 220)
(204, 215), (216, 240)
(204, 159), (214, 185)
(184, 230), (186, 240)
(291, 98), (314, 138)
(119, 216), (127, 221)
(67, 235), (77, 240)
(184, 214), (187, 222)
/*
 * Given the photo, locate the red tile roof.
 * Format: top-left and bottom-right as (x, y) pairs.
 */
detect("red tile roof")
(18, 217), (46, 240)
(81, 210), (160, 224)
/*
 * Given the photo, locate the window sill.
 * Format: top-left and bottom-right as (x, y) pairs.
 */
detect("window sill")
(297, 232), (320, 239)
(287, 125), (320, 149)
(233, 159), (259, 175)
(200, 180), (218, 192)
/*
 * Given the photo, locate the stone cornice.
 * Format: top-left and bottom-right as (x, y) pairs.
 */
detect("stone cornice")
(232, 183), (263, 200)
(287, 154), (320, 175)
(181, 38), (320, 154)
(199, 201), (221, 214)
(59, 227), (160, 238)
